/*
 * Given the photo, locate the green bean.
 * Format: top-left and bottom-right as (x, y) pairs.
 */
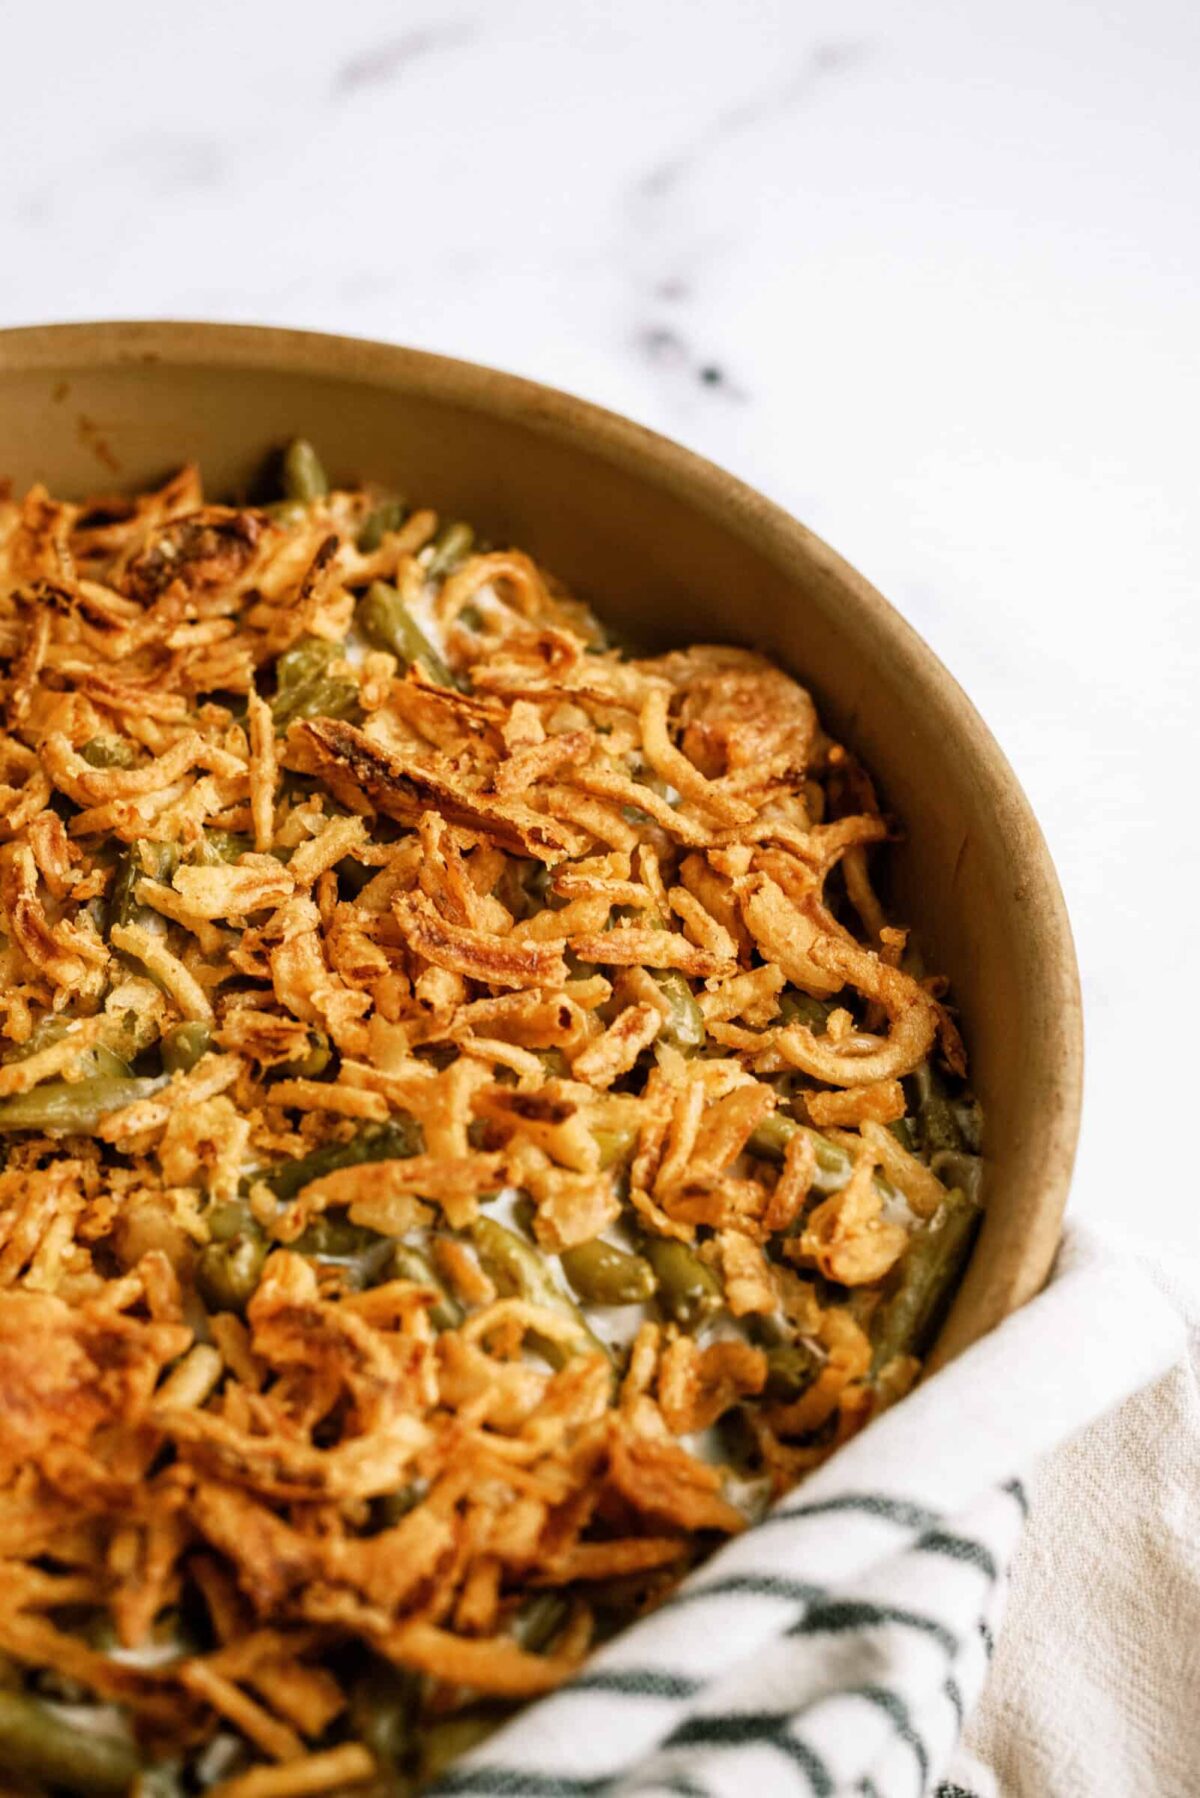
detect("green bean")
(763, 1340), (822, 1403)
(106, 840), (176, 933)
(373, 1480), (426, 1529)
(275, 1028), (333, 1080)
(469, 1217), (604, 1365)
(282, 673), (360, 726)
(778, 989), (832, 1030)
(425, 519), (475, 577)
(206, 1200), (257, 1243)
(349, 1658), (417, 1771)
(0, 1688), (139, 1794)
(194, 829), (252, 866)
(643, 1236), (722, 1331)
(0, 1073), (167, 1135)
(747, 1116), (859, 1196)
(888, 1116), (917, 1153)
(257, 1116), (423, 1202)
(930, 1149), (984, 1205)
(870, 1188), (981, 1371)
(511, 1591), (570, 1653)
(274, 634), (336, 690)
(379, 1242), (464, 1332)
(593, 1123), (638, 1170)
(291, 1214), (381, 1259)
(746, 1112), (798, 1163)
(280, 437), (329, 504)
(357, 499), (408, 552)
(561, 1238), (657, 1306)
(161, 1020), (213, 1074)
(508, 1193), (538, 1238)
(270, 637), (359, 729)
(631, 912), (703, 1051)
(9, 1028), (130, 1083)
(196, 1230), (267, 1314)
(2, 1016), (71, 1063)
(419, 1709), (508, 1784)
(652, 970), (704, 1052)
(911, 1063), (963, 1156)
(358, 581), (457, 689)
(81, 734), (136, 770)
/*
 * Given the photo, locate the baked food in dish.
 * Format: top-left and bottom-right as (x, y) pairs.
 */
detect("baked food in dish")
(0, 442), (981, 1794)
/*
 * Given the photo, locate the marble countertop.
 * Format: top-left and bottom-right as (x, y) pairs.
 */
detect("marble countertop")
(2, 0), (1197, 1245)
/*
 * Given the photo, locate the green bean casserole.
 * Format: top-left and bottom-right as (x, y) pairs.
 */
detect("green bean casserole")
(0, 441), (983, 1795)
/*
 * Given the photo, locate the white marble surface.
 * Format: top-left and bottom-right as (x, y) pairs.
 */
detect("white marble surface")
(2, 0), (1197, 1244)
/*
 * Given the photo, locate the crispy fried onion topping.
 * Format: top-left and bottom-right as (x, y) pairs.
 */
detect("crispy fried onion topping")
(0, 460), (976, 1785)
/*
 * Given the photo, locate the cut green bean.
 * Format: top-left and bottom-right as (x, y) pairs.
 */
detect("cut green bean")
(636, 912), (703, 1052)
(81, 734), (136, 770)
(426, 519), (475, 577)
(358, 581), (457, 689)
(469, 1216), (605, 1365)
(0, 1688), (139, 1794)
(747, 1116), (869, 1197)
(292, 1214), (382, 1260)
(888, 1116), (917, 1153)
(778, 989), (832, 1031)
(0, 1074), (167, 1135)
(763, 1340), (822, 1402)
(652, 970), (704, 1052)
(275, 1028), (333, 1080)
(593, 1123), (638, 1170)
(270, 637), (360, 729)
(643, 1236), (722, 1331)
(256, 1116), (423, 1202)
(106, 840), (176, 933)
(508, 1193), (538, 1238)
(373, 1480), (426, 1529)
(418, 1709), (507, 1785)
(560, 1238), (657, 1306)
(870, 1188), (981, 1371)
(911, 1063), (963, 1156)
(196, 1231), (267, 1314)
(382, 1242), (464, 1332)
(348, 1658), (417, 1771)
(511, 1591), (570, 1653)
(194, 829), (252, 866)
(280, 437), (329, 504)
(930, 1149), (984, 1205)
(206, 1201), (257, 1244)
(357, 499), (408, 552)
(161, 1021), (213, 1074)
(3, 1016), (71, 1063)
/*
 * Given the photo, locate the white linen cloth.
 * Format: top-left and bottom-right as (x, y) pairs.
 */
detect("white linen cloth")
(429, 1225), (1192, 1798)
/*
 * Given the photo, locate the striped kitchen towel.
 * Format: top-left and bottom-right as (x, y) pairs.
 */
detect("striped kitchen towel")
(429, 1226), (1186, 1798)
